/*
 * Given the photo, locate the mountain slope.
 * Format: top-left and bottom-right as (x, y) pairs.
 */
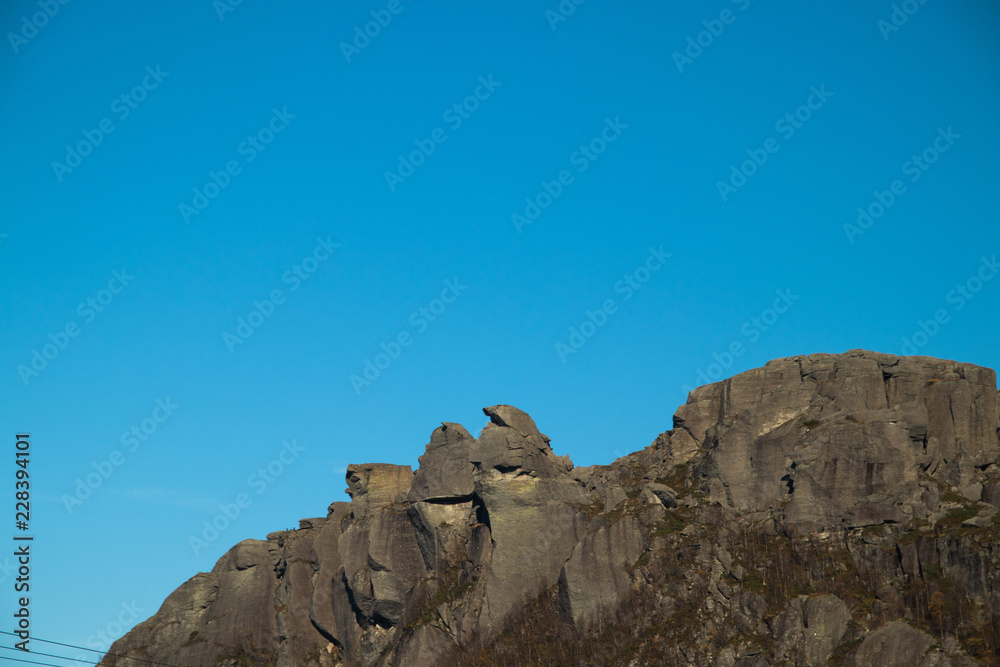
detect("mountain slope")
(99, 350), (1000, 666)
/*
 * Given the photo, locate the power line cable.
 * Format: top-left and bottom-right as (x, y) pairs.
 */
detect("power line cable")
(0, 634), (185, 667)
(0, 633), (106, 656)
(0, 654), (91, 667)
(1, 644), (102, 666)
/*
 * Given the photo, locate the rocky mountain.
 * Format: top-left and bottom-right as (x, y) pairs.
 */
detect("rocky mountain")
(98, 350), (1000, 666)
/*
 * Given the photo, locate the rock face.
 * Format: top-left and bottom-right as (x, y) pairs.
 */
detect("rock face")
(99, 352), (1000, 667)
(678, 351), (1000, 531)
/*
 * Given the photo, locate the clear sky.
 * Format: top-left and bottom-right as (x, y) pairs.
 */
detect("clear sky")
(1, 0), (998, 661)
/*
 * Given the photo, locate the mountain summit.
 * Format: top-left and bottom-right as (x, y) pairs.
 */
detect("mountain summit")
(99, 350), (1000, 666)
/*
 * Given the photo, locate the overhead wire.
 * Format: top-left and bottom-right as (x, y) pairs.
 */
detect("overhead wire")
(0, 633), (186, 667)
(1, 645), (102, 665)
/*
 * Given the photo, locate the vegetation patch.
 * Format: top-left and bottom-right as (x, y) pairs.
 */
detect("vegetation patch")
(651, 511), (686, 537)
(656, 463), (691, 499)
(410, 567), (473, 627)
(215, 630), (277, 667)
(939, 505), (979, 526)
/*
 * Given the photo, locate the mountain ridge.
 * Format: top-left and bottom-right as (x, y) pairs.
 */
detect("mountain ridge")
(99, 350), (1000, 666)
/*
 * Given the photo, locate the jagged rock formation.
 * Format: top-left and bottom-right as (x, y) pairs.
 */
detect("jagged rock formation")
(100, 351), (1000, 666)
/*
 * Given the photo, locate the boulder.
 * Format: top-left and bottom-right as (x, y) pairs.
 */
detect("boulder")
(470, 405), (569, 477)
(642, 482), (678, 508)
(408, 422), (476, 502)
(848, 620), (933, 667)
(801, 594), (850, 665)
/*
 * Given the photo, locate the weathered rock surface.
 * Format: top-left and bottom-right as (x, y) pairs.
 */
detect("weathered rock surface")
(99, 353), (1000, 667)
(847, 619), (934, 667)
(677, 350), (1000, 531)
(408, 423), (475, 502)
(801, 594), (850, 664)
(557, 514), (649, 630)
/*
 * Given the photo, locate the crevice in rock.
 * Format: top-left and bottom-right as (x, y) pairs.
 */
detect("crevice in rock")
(720, 378), (732, 422)
(473, 492), (491, 534)
(407, 505), (437, 572)
(366, 554), (389, 572)
(309, 616), (342, 649)
(424, 494), (475, 505)
(882, 370), (893, 408)
(341, 570), (370, 630)
(372, 609), (396, 630)
(781, 474), (794, 495)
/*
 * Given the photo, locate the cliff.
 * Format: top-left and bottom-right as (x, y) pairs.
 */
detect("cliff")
(99, 350), (1000, 666)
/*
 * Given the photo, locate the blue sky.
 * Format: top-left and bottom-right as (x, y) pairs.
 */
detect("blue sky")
(1, 0), (998, 660)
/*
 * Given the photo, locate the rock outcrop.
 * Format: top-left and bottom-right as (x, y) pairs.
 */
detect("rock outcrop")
(99, 351), (1000, 666)
(676, 351), (999, 532)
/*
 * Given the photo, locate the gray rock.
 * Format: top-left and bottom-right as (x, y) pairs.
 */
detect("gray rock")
(472, 469), (590, 633)
(99, 354), (1000, 667)
(99, 539), (283, 667)
(408, 422), (476, 502)
(604, 484), (628, 511)
(339, 507), (428, 627)
(687, 350), (1000, 531)
(482, 404), (546, 439)
(408, 499), (474, 572)
(849, 620), (934, 667)
(346, 463), (413, 517)
(801, 594), (850, 665)
(470, 405), (569, 477)
(642, 482), (678, 508)
(558, 515), (646, 630)
(982, 481), (1000, 508)
(270, 521), (333, 666)
(768, 597), (803, 661)
(309, 503), (352, 647)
